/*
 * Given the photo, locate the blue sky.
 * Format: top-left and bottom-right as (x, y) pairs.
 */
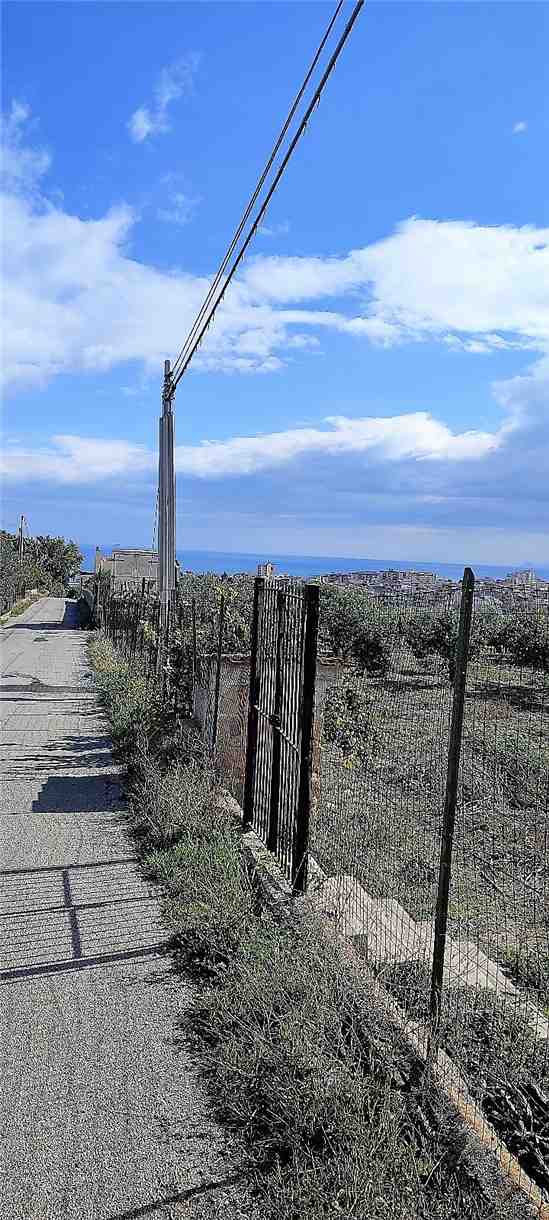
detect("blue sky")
(2, 1), (548, 565)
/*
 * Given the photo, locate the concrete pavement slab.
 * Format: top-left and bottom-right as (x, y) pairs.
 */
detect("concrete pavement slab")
(1, 599), (254, 1220)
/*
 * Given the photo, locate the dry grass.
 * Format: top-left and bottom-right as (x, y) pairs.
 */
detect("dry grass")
(131, 752), (216, 846)
(0, 592), (42, 622)
(88, 632), (541, 1219)
(181, 909), (533, 1220)
(314, 653), (548, 990)
(313, 650), (549, 1199)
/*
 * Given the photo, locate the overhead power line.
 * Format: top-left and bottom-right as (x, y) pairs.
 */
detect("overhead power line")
(170, 0), (345, 385)
(169, 0), (364, 392)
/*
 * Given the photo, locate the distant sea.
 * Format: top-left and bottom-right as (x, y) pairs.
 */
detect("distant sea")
(78, 545), (549, 583)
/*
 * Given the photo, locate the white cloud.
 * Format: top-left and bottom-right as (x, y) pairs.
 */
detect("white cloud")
(2, 109), (549, 393)
(128, 55), (200, 143)
(242, 219), (549, 350)
(286, 333), (320, 350)
(0, 100), (51, 193)
(174, 412), (499, 478)
(0, 411), (502, 487)
(157, 190), (200, 226)
(2, 366), (547, 560)
(513, 120), (528, 134)
(1, 435), (153, 484)
(128, 108), (155, 144)
(258, 220), (290, 238)
(492, 352), (549, 429)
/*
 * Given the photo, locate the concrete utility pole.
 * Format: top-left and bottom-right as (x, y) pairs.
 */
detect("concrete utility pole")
(157, 359), (176, 608)
(17, 514), (25, 595)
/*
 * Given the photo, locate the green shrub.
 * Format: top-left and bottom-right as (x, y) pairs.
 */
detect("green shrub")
(402, 607), (494, 683)
(88, 636), (156, 762)
(320, 586), (394, 675)
(323, 683), (380, 770)
(2, 596), (33, 619)
(147, 827), (255, 976)
(508, 612), (549, 673)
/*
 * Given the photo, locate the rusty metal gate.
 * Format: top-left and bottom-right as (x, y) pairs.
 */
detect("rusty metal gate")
(242, 577), (320, 891)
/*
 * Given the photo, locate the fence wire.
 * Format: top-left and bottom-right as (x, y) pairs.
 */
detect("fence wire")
(193, 650), (250, 802)
(101, 584), (251, 802)
(98, 572), (549, 1203)
(311, 582), (549, 1202)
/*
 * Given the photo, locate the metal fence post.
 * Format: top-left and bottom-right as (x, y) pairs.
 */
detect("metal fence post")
(429, 566), (475, 1033)
(211, 595), (225, 758)
(243, 578), (263, 829)
(292, 583), (320, 892)
(267, 591), (286, 853)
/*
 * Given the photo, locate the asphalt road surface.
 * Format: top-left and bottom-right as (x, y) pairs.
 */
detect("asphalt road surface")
(0, 599), (252, 1220)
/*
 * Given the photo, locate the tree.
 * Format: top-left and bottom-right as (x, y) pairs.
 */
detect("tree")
(176, 571), (254, 653)
(320, 586), (362, 659)
(323, 683), (377, 760)
(0, 532), (19, 609)
(506, 611), (549, 673)
(31, 536), (83, 589)
(403, 604), (498, 683)
(320, 585), (394, 676)
(0, 531), (82, 599)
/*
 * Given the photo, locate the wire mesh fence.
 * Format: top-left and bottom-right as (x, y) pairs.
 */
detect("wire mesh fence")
(242, 578), (319, 888)
(192, 650), (250, 801)
(310, 576), (549, 1201)
(96, 568), (549, 1202)
(99, 581), (252, 798)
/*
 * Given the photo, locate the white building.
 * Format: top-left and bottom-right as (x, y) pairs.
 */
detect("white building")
(95, 547), (159, 592)
(506, 569), (537, 588)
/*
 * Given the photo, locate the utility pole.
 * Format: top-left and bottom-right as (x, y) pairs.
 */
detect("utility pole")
(17, 514), (25, 597)
(157, 359), (176, 610)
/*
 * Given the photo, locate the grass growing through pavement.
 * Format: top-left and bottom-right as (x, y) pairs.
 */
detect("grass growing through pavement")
(0, 593), (42, 623)
(88, 633), (534, 1220)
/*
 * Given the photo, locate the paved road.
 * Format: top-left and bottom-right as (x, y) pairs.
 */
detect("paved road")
(0, 599), (251, 1220)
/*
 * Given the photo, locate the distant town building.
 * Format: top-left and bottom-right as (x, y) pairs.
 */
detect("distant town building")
(257, 561), (276, 578)
(312, 565), (547, 607)
(506, 569), (537, 588)
(94, 546), (160, 592)
(317, 568), (438, 591)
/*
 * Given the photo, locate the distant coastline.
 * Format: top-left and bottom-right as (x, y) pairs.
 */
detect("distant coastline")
(78, 544), (549, 583)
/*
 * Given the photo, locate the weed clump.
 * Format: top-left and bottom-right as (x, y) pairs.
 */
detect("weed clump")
(130, 753), (216, 847)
